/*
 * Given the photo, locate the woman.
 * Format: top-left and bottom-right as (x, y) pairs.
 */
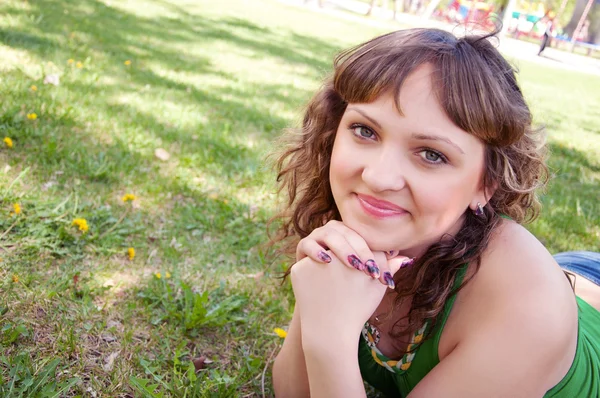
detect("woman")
(271, 28), (600, 397)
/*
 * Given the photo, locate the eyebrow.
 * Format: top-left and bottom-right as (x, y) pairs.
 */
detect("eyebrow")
(347, 107), (465, 155)
(411, 133), (465, 154)
(346, 107), (382, 130)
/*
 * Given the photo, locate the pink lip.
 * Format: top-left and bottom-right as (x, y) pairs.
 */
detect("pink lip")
(356, 194), (407, 218)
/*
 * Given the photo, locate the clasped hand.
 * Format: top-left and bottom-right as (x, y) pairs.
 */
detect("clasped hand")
(290, 221), (411, 345)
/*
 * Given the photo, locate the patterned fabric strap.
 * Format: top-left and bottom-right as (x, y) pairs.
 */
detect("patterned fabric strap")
(361, 321), (428, 373)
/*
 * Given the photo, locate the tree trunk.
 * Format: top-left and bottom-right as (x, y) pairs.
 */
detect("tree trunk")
(500, 0), (518, 36)
(564, 0), (595, 37)
(367, 0), (378, 15)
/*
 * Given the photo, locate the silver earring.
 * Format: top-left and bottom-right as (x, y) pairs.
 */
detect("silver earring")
(474, 202), (484, 216)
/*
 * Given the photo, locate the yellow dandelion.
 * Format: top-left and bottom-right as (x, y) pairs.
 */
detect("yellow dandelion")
(27, 113), (37, 120)
(127, 247), (135, 261)
(155, 272), (162, 279)
(67, 59), (74, 65)
(165, 271), (171, 279)
(30, 85), (37, 92)
(76, 61), (83, 69)
(71, 218), (89, 233)
(122, 193), (136, 202)
(13, 203), (21, 215)
(12, 274), (19, 283)
(124, 60), (131, 66)
(4, 137), (13, 148)
(273, 328), (287, 338)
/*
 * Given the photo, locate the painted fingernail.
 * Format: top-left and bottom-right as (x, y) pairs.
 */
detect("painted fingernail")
(400, 257), (416, 268)
(386, 250), (397, 257)
(365, 259), (380, 279)
(383, 272), (395, 289)
(348, 254), (363, 270)
(318, 251), (332, 263)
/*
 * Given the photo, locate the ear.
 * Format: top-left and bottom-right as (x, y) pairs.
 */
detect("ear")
(470, 180), (498, 211)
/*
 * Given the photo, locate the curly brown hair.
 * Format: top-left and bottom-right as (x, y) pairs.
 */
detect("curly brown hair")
(271, 28), (548, 348)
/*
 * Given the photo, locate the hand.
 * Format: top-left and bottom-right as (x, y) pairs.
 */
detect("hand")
(290, 251), (409, 348)
(296, 220), (414, 288)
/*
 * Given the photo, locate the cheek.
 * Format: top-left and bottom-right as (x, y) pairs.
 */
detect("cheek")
(412, 173), (478, 227)
(329, 137), (358, 190)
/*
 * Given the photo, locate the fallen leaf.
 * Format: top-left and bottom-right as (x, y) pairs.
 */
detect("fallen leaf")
(154, 148), (170, 161)
(101, 333), (117, 343)
(192, 356), (207, 371)
(43, 74), (60, 86)
(107, 319), (124, 332)
(103, 350), (120, 372)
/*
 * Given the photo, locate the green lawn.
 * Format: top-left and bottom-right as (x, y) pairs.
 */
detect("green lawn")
(0, 0), (598, 396)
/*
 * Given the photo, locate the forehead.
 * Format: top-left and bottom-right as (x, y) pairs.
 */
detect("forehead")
(346, 64), (485, 151)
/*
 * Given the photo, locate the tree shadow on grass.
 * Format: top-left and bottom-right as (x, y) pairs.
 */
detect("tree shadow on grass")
(0, 0), (338, 191)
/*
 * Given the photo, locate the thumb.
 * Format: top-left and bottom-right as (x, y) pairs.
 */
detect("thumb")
(380, 256), (416, 289)
(388, 256), (416, 275)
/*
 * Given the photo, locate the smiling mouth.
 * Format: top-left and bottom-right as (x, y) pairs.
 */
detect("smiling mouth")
(356, 194), (408, 218)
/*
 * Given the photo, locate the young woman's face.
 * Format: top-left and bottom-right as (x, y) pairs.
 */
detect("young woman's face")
(329, 64), (488, 257)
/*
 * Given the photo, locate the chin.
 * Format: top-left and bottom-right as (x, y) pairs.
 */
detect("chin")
(344, 219), (413, 252)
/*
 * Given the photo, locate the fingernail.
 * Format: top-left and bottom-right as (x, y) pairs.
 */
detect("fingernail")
(383, 272), (395, 289)
(400, 257), (416, 268)
(386, 250), (396, 257)
(348, 254), (363, 271)
(318, 251), (332, 263)
(365, 259), (380, 279)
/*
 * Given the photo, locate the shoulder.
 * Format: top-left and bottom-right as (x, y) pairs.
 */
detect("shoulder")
(446, 219), (578, 389)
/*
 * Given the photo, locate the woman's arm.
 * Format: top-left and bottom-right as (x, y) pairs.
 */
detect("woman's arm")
(272, 304), (310, 398)
(272, 303), (367, 398)
(301, 326), (366, 398)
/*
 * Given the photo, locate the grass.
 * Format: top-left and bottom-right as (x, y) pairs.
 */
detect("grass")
(0, 0), (598, 396)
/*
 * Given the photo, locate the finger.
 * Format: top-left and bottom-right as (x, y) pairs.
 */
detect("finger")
(376, 255), (416, 289)
(384, 250), (399, 260)
(296, 222), (379, 277)
(296, 237), (331, 264)
(324, 221), (381, 279)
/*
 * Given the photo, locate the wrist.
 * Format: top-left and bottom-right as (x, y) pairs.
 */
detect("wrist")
(301, 325), (361, 358)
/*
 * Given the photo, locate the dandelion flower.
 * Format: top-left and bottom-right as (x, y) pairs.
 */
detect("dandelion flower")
(12, 274), (19, 283)
(67, 59), (74, 64)
(30, 85), (37, 92)
(165, 272), (171, 279)
(155, 272), (162, 279)
(4, 137), (13, 148)
(13, 203), (21, 215)
(27, 113), (37, 120)
(122, 193), (136, 202)
(124, 60), (131, 66)
(76, 61), (83, 69)
(72, 218), (89, 233)
(128, 247), (135, 261)
(274, 328), (287, 338)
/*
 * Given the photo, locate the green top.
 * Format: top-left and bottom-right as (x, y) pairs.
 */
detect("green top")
(358, 266), (600, 397)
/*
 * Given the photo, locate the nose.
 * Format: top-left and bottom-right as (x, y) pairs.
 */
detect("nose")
(361, 150), (407, 193)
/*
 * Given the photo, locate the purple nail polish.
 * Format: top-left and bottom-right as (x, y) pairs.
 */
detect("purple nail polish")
(400, 257), (416, 268)
(383, 272), (395, 289)
(317, 251), (332, 263)
(365, 259), (380, 279)
(348, 254), (363, 270)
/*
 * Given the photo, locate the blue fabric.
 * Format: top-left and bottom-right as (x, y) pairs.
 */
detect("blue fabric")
(554, 251), (600, 286)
